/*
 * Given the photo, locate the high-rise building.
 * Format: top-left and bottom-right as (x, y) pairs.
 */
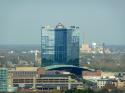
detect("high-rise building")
(41, 23), (79, 67)
(0, 68), (8, 92)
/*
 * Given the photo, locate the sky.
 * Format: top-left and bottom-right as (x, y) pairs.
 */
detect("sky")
(0, 0), (125, 45)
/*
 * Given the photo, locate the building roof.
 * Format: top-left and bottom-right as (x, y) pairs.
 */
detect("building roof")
(44, 65), (94, 75)
(15, 67), (38, 71)
(55, 23), (65, 29)
(44, 65), (93, 70)
(83, 71), (101, 76)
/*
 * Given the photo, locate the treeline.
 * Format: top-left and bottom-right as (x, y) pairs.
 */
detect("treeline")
(80, 53), (125, 72)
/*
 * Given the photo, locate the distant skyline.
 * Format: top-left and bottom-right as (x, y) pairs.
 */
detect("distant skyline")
(0, 0), (125, 45)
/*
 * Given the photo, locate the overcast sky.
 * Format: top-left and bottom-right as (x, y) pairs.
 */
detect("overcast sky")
(0, 0), (125, 45)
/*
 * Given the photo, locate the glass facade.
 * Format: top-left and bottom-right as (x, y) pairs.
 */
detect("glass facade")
(41, 23), (79, 67)
(0, 68), (8, 92)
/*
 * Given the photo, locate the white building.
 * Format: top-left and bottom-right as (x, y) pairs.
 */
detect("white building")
(96, 79), (117, 89)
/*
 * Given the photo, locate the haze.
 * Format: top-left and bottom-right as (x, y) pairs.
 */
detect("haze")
(0, 0), (125, 45)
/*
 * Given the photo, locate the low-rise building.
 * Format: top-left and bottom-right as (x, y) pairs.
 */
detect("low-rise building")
(82, 70), (101, 80)
(101, 72), (116, 79)
(82, 71), (124, 89)
(96, 78), (117, 89)
(9, 67), (83, 91)
(117, 79), (125, 89)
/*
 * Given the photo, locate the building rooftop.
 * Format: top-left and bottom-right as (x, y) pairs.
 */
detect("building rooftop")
(83, 71), (101, 76)
(55, 23), (65, 29)
(15, 67), (38, 71)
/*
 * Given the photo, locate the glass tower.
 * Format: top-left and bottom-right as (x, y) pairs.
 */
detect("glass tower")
(0, 68), (8, 92)
(41, 23), (79, 67)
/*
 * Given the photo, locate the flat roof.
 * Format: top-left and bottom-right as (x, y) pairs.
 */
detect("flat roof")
(15, 67), (38, 71)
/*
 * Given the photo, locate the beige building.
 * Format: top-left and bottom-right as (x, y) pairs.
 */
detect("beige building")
(80, 42), (91, 53)
(117, 80), (125, 89)
(101, 72), (116, 79)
